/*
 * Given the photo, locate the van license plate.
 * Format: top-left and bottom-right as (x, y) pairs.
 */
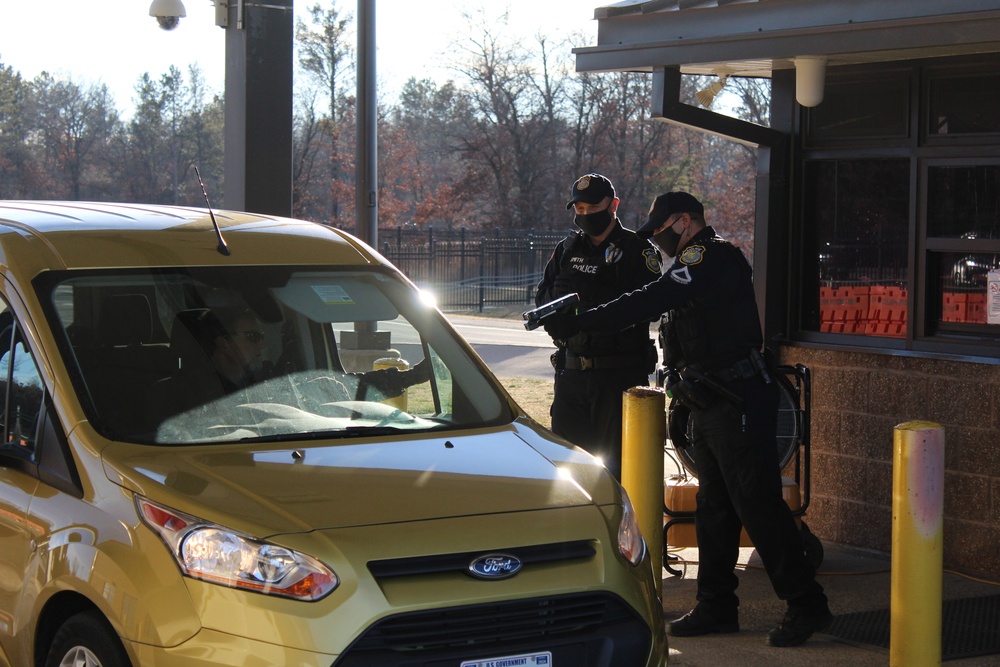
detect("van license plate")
(461, 651), (551, 667)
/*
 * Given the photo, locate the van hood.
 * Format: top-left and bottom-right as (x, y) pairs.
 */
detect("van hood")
(103, 427), (600, 537)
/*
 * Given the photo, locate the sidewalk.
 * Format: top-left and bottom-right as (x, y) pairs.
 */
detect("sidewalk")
(660, 543), (1000, 666)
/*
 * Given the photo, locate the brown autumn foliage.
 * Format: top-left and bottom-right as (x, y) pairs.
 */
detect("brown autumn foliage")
(0, 2), (766, 258)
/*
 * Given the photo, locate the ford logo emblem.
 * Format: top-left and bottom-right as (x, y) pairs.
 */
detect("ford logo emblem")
(468, 553), (522, 580)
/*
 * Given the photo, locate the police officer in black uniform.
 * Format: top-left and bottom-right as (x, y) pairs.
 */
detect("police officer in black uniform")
(536, 173), (661, 479)
(543, 191), (832, 647)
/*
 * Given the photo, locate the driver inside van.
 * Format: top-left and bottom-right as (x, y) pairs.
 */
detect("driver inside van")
(144, 307), (432, 432)
(206, 309), (271, 391)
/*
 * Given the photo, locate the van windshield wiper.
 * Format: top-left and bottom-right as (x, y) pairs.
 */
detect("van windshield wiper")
(238, 425), (409, 443)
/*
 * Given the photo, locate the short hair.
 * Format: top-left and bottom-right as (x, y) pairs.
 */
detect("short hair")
(191, 307), (258, 353)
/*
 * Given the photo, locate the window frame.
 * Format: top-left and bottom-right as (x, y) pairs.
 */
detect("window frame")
(789, 56), (1000, 361)
(921, 61), (1000, 147)
(914, 157), (1000, 352)
(0, 302), (43, 470)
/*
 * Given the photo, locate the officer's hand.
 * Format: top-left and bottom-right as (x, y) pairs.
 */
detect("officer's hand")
(542, 312), (579, 341)
(408, 356), (432, 383)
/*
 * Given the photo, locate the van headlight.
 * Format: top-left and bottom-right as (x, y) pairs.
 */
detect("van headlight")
(617, 487), (646, 566)
(137, 496), (338, 601)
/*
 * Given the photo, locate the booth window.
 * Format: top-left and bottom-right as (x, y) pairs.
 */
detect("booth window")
(925, 164), (1000, 335)
(796, 57), (1000, 355)
(801, 159), (909, 336)
(927, 68), (1000, 138)
(804, 70), (910, 146)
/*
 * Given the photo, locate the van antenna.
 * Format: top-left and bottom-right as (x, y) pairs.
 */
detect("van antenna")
(194, 166), (230, 256)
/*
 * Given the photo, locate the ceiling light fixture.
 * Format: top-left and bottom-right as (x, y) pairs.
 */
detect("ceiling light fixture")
(794, 56), (827, 107)
(695, 74), (729, 108)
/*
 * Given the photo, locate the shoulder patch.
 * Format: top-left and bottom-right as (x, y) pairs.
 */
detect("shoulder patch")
(669, 266), (692, 285)
(679, 245), (705, 266)
(643, 247), (661, 274)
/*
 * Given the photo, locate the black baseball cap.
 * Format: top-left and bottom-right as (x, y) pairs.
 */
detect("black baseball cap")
(566, 173), (616, 210)
(636, 191), (705, 238)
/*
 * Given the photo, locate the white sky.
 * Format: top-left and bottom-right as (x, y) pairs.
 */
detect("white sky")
(0, 0), (599, 112)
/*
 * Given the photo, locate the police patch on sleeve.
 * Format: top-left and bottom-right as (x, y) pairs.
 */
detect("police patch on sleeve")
(642, 248), (661, 274)
(669, 266), (692, 284)
(679, 245), (705, 265)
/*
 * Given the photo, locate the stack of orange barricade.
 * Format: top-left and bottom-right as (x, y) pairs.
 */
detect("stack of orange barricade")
(866, 286), (907, 337)
(819, 286), (870, 333)
(969, 294), (986, 323)
(942, 292), (967, 322)
(942, 292), (987, 323)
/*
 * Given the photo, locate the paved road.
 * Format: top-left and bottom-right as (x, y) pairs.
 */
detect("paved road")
(442, 313), (663, 380)
(442, 313), (555, 379)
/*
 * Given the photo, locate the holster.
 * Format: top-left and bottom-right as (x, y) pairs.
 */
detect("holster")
(550, 347), (566, 370)
(664, 370), (717, 410)
(665, 365), (744, 409)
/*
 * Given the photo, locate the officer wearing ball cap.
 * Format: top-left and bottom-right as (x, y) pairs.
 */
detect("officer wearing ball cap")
(639, 191), (705, 259)
(543, 190), (832, 647)
(534, 173), (661, 480)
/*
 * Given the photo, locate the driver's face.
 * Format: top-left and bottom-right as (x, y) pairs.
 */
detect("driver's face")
(225, 316), (266, 372)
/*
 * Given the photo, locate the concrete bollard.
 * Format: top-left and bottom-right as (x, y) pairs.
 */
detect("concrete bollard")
(621, 385), (666, 599)
(890, 421), (944, 667)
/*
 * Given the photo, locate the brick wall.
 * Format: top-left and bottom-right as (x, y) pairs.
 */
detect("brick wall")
(779, 346), (1000, 578)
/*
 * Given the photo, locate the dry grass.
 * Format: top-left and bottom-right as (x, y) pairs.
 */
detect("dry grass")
(498, 376), (553, 428)
(442, 305), (555, 427)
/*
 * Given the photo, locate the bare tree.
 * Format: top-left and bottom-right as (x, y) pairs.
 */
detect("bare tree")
(292, 87), (324, 218)
(30, 73), (119, 200)
(451, 8), (563, 229)
(181, 64), (224, 203)
(296, 1), (355, 223)
(0, 13), (765, 249)
(0, 62), (32, 198)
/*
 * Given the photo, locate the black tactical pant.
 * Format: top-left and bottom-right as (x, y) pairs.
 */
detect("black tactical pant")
(689, 375), (827, 614)
(551, 365), (650, 480)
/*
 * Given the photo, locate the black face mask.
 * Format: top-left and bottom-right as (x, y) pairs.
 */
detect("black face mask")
(574, 207), (613, 236)
(652, 222), (683, 258)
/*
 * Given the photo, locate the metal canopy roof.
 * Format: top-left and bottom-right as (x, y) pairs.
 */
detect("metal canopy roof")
(575, 0), (1000, 78)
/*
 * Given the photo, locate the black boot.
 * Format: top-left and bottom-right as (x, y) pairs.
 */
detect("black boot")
(766, 606), (833, 647)
(667, 605), (739, 637)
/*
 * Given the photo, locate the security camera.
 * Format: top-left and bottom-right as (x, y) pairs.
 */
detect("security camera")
(149, 0), (187, 31)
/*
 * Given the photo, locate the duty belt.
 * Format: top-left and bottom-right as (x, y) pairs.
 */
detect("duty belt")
(709, 356), (758, 383)
(564, 351), (647, 371)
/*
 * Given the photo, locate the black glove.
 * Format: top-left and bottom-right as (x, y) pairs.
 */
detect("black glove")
(542, 312), (579, 341)
(407, 356), (432, 384)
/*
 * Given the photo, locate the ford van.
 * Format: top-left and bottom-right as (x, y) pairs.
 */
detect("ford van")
(0, 201), (666, 667)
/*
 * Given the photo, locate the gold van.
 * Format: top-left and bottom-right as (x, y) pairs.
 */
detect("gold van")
(0, 202), (666, 667)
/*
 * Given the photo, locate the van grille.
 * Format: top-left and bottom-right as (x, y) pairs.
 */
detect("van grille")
(367, 540), (595, 580)
(333, 592), (652, 667)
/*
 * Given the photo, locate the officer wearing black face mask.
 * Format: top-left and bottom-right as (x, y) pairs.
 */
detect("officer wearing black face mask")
(534, 173), (661, 480)
(542, 191), (832, 648)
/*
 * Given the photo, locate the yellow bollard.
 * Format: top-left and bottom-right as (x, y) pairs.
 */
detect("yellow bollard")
(890, 420), (944, 667)
(373, 356), (409, 410)
(621, 385), (666, 599)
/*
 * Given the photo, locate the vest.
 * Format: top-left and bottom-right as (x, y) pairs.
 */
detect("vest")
(660, 240), (762, 371)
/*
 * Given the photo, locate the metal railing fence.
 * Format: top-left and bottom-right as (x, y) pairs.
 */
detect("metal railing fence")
(376, 227), (568, 311)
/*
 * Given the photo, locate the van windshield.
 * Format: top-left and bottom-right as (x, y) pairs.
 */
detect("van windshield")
(40, 267), (514, 444)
